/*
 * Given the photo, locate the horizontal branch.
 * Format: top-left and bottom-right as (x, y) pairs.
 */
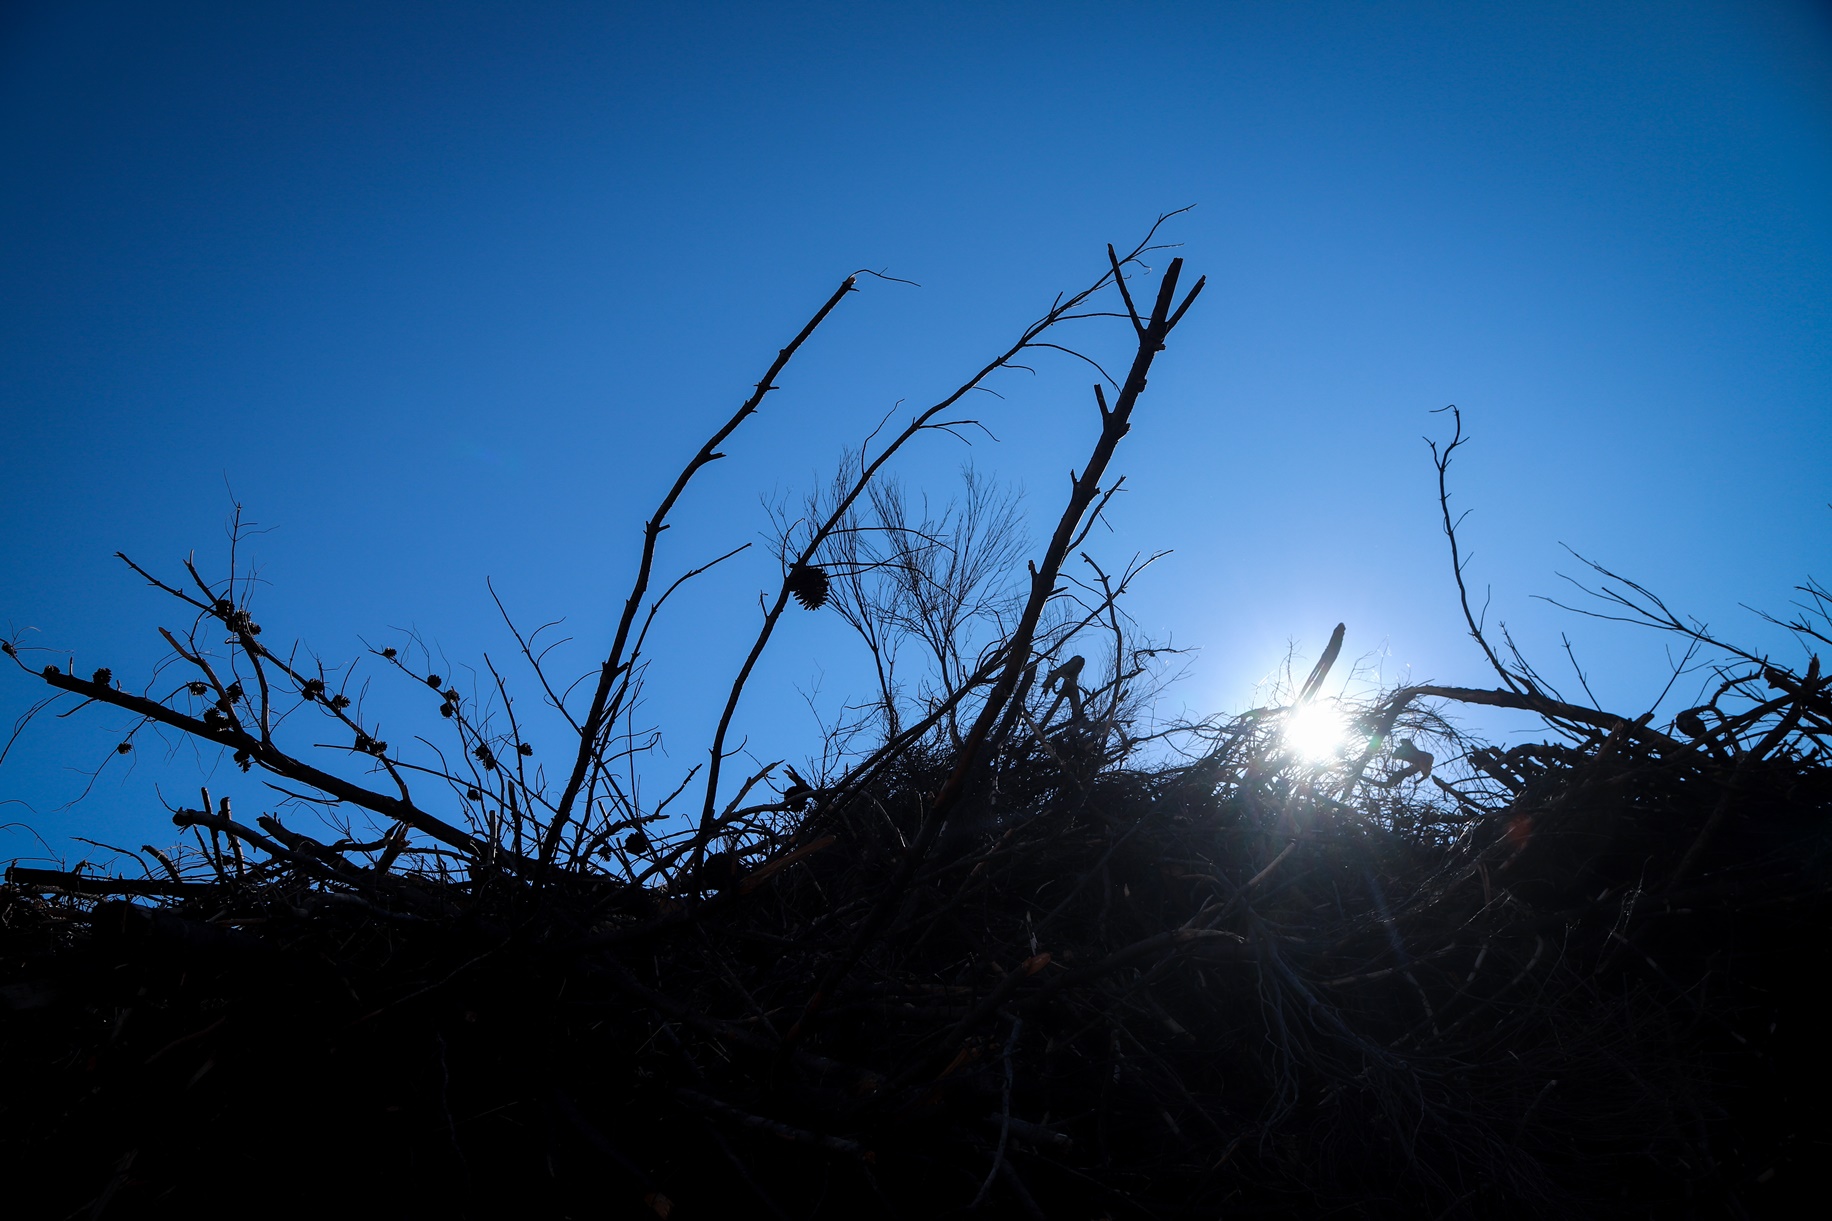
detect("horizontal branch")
(4, 865), (208, 897)
(1389, 684), (1674, 742)
(31, 668), (494, 861)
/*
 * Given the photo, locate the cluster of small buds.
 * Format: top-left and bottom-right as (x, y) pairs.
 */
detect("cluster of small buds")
(212, 599), (260, 635)
(1, 642), (15, 656)
(301, 678), (326, 700)
(233, 748), (253, 772)
(473, 743), (497, 771)
(353, 733), (389, 757)
(91, 668), (113, 686)
(188, 681), (209, 696)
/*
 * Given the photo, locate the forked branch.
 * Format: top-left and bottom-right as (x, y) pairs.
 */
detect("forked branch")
(542, 276), (861, 866)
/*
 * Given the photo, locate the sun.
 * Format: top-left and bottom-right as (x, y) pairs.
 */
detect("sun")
(1283, 700), (1351, 764)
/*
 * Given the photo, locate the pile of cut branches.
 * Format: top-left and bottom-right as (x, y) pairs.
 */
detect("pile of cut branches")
(4, 231), (1827, 1218)
(5, 659), (1826, 1218)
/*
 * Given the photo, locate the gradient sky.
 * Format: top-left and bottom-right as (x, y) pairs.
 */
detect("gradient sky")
(3, 1), (1829, 863)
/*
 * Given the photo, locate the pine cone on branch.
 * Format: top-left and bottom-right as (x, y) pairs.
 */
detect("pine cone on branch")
(786, 563), (830, 610)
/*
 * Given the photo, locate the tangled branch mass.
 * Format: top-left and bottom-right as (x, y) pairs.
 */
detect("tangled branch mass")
(4, 231), (1826, 1219)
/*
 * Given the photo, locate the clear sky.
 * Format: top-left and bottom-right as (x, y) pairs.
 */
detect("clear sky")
(3, 1), (1829, 862)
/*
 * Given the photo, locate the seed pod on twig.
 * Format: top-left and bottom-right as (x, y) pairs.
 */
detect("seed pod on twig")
(786, 563), (831, 610)
(698, 850), (741, 893)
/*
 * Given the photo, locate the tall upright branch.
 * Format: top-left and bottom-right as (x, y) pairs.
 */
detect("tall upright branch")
(688, 221), (1191, 875)
(782, 250), (1205, 1044)
(1428, 406), (1528, 695)
(541, 277), (859, 865)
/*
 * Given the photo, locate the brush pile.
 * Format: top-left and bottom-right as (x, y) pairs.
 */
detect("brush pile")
(4, 236), (1828, 1216)
(4, 652), (1829, 1219)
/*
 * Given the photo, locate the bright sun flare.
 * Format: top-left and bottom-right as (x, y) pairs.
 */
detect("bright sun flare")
(1283, 701), (1351, 764)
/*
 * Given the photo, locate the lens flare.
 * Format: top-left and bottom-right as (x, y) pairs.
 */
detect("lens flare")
(1284, 701), (1350, 764)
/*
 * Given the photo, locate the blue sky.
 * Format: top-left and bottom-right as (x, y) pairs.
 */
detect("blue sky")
(3, 1), (1829, 861)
